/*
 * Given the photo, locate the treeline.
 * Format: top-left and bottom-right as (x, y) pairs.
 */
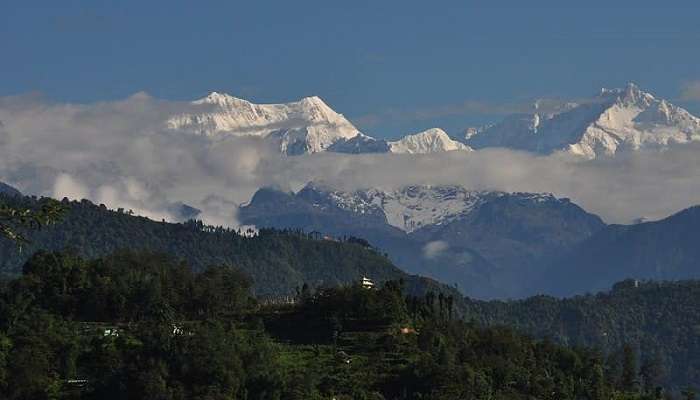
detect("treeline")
(0, 250), (679, 399)
(5, 250), (253, 323)
(0, 250), (273, 399)
(462, 279), (700, 391)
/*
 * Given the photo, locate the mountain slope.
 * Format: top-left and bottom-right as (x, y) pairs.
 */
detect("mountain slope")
(411, 192), (605, 296)
(240, 183), (605, 298)
(168, 91), (473, 155)
(328, 128), (471, 155)
(463, 280), (700, 389)
(544, 205), (700, 295)
(0, 193), (453, 298)
(167, 92), (362, 154)
(326, 133), (391, 153)
(467, 83), (700, 158)
(239, 186), (500, 299)
(386, 128), (472, 154)
(0, 181), (21, 197)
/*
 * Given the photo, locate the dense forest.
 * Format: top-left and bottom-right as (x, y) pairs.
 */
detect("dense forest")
(0, 249), (680, 400)
(462, 280), (700, 391)
(0, 194), (452, 297)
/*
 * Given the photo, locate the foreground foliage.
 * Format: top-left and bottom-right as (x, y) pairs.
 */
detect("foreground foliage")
(0, 250), (680, 399)
(463, 280), (700, 391)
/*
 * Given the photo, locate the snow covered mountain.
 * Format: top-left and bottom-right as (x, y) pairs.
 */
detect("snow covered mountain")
(165, 84), (700, 159)
(239, 182), (605, 299)
(167, 92), (471, 156)
(167, 92), (363, 155)
(386, 128), (472, 154)
(329, 128), (472, 155)
(299, 182), (501, 233)
(466, 83), (700, 158)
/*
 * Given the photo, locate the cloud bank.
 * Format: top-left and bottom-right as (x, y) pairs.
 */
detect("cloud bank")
(0, 92), (272, 226)
(1, 92), (699, 227)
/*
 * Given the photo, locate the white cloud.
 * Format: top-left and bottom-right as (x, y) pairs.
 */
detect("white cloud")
(1, 92), (700, 229)
(0, 92), (271, 227)
(261, 147), (700, 224)
(423, 241), (449, 260)
(52, 173), (89, 201)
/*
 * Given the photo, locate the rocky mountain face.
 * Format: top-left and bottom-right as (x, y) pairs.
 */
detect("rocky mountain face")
(239, 183), (605, 299)
(466, 83), (700, 158)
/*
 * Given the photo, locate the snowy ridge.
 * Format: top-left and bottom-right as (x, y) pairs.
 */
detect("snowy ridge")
(300, 182), (556, 233)
(466, 83), (700, 158)
(569, 84), (700, 158)
(167, 92), (473, 156)
(165, 84), (699, 158)
(167, 92), (362, 154)
(387, 128), (472, 154)
(328, 128), (472, 155)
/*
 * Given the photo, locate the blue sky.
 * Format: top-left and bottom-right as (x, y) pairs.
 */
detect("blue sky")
(2, 1), (700, 138)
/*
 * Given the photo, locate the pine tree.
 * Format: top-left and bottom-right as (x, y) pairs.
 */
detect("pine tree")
(621, 344), (638, 393)
(640, 351), (665, 395)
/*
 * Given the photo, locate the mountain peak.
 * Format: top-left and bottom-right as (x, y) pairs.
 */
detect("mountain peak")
(388, 128), (472, 154)
(299, 95), (325, 105)
(599, 82), (656, 107)
(168, 93), (362, 154)
(468, 84), (700, 158)
(294, 95), (340, 121)
(415, 127), (448, 137)
(193, 91), (249, 106)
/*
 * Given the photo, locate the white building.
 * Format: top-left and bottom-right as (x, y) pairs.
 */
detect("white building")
(361, 276), (375, 289)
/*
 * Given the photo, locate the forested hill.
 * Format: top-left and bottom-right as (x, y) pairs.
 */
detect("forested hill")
(0, 251), (668, 399)
(0, 182), (21, 197)
(543, 206), (700, 296)
(462, 280), (700, 389)
(0, 194), (451, 297)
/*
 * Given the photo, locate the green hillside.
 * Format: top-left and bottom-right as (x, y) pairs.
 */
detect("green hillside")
(0, 250), (664, 400)
(0, 194), (448, 297)
(463, 280), (700, 390)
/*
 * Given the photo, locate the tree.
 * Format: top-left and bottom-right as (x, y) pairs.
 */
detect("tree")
(621, 344), (638, 393)
(0, 198), (63, 246)
(446, 295), (454, 320)
(682, 388), (697, 400)
(640, 351), (666, 395)
(590, 363), (608, 400)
